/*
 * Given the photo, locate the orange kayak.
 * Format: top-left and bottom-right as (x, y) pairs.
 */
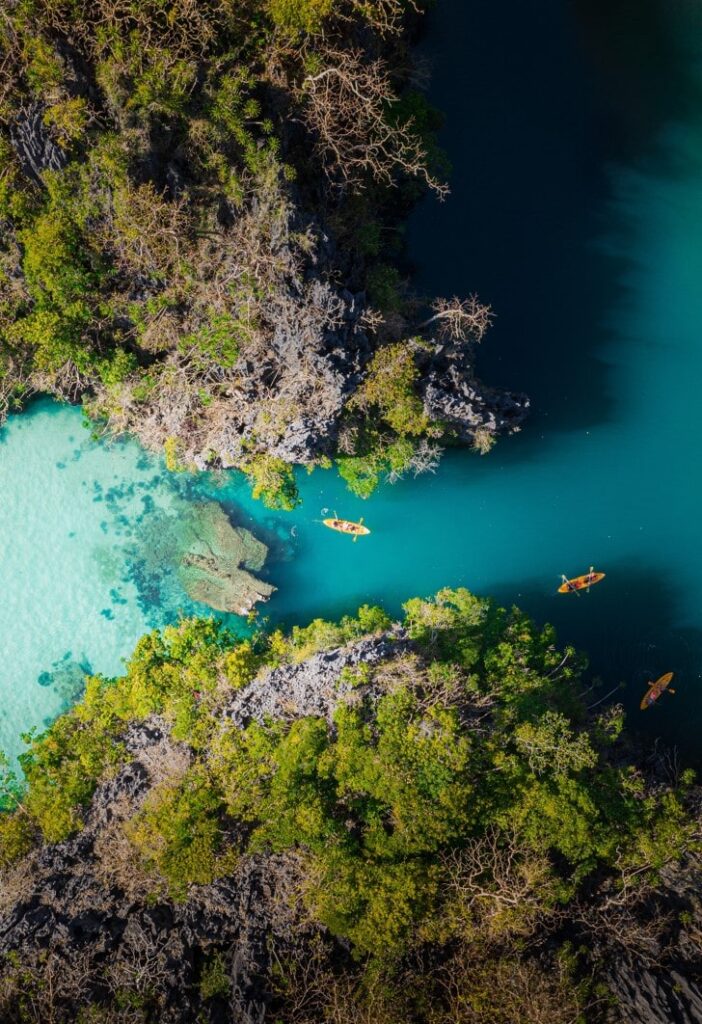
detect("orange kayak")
(640, 672), (674, 710)
(323, 518), (370, 537)
(558, 571), (605, 594)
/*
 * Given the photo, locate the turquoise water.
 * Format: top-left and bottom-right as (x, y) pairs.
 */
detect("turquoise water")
(4, 0), (702, 761)
(0, 400), (251, 763)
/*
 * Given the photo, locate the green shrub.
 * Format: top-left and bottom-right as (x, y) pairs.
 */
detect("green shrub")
(43, 97), (89, 146)
(179, 313), (242, 370)
(367, 264), (404, 314)
(336, 453), (382, 499)
(125, 767), (232, 898)
(0, 812), (34, 868)
(3, 589), (698, 976)
(9, 620), (233, 843)
(244, 453), (300, 511)
(199, 953), (230, 999)
(268, 0), (334, 34)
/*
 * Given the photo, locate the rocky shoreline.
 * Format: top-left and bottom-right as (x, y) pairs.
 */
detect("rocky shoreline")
(0, 1), (529, 510)
(2, 624), (701, 1024)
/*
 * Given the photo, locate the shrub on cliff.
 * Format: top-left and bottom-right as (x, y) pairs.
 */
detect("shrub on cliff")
(2, 591), (698, 960)
(0, 0), (525, 510)
(1, 590), (700, 1020)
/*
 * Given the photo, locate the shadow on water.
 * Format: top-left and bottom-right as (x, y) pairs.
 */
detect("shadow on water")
(402, 0), (702, 764)
(407, 0), (702, 440)
(490, 564), (702, 768)
(572, 0), (702, 157)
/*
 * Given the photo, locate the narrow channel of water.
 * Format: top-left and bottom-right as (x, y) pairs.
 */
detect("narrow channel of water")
(4, 0), (702, 763)
(405, 0), (702, 756)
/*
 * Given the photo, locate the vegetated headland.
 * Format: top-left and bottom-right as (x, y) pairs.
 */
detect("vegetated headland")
(0, 0), (526, 511)
(2, 588), (702, 1023)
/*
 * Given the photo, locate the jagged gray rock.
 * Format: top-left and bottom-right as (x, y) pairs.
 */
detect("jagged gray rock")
(0, 633), (410, 1022)
(222, 626), (412, 727)
(9, 104), (68, 184)
(599, 854), (702, 1024)
(7, 631), (699, 1024)
(418, 341), (529, 441)
(0, 713), (310, 1023)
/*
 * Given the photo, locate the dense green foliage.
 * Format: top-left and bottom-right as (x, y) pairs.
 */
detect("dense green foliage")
(0, 0), (475, 509)
(1, 589), (700, 1020)
(2, 591), (698, 963)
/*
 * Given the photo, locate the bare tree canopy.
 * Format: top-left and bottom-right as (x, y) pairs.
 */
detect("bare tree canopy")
(300, 47), (449, 197)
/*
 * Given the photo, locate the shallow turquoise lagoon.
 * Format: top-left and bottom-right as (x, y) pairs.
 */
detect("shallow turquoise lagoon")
(0, 400), (239, 762)
(4, 0), (702, 762)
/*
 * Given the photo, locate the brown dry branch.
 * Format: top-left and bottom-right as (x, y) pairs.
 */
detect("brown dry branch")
(372, 652), (423, 692)
(92, 185), (359, 468)
(92, 809), (156, 901)
(138, 734), (192, 787)
(271, 935), (399, 1024)
(300, 47), (448, 196)
(349, 0), (420, 37)
(29, 0), (239, 67)
(0, 11), (22, 117)
(0, 850), (41, 918)
(336, 421), (359, 456)
(386, 438), (443, 484)
(439, 828), (556, 943)
(105, 916), (174, 996)
(106, 181), (193, 280)
(33, 359), (92, 404)
(0, 947), (96, 1024)
(418, 294), (493, 342)
(430, 947), (588, 1024)
(576, 885), (673, 968)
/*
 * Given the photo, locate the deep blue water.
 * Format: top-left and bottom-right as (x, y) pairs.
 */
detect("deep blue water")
(3, 0), (702, 762)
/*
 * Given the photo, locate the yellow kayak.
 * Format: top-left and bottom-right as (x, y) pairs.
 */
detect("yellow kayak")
(323, 518), (370, 537)
(640, 672), (675, 710)
(558, 569), (605, 593)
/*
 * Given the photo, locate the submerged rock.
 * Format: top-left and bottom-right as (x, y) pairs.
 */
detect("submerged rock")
(126, 500), (275, 617)
(178, 503), (275, 615)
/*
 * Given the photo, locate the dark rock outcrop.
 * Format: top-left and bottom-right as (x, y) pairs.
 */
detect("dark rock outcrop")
(418, 340), (529, 441)
(9, 104), (67, 184)
(0, 633), (406, 1022)
(0, 713), (312, 1023)
(8, 632), (700, 1024)
(598, 854), (702, 1024)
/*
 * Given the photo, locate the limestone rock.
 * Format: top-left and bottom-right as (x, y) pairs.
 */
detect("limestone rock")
(418, 340), (529, 441)
(221, 626), (412, 727)
(599, 853), (702, 1024)
(9, 104), (68, 184)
